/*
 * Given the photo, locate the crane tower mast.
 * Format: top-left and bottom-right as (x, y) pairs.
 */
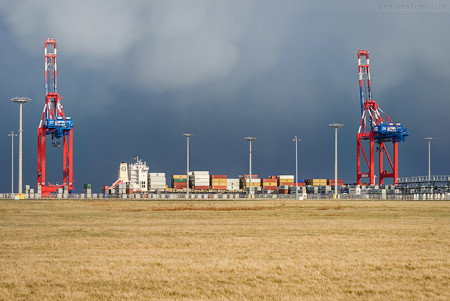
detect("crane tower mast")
(37, 39), (74, 195)
(356, 50), (409, 185)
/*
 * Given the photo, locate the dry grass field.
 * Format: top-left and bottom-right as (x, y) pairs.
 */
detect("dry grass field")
(0, 200), (448, 300)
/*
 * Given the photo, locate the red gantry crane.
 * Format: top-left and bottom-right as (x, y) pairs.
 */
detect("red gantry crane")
(356, 50), (409, 185)
(37, 39), (74, 195)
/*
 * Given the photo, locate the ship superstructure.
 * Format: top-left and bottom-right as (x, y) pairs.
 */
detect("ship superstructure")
(128, 157), (149, 192)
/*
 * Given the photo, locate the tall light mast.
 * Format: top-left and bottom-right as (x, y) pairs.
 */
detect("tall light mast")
(37, 38), (74, 195)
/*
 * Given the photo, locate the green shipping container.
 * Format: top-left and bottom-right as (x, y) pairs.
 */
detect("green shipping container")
(84, 184), (92, 189)
(172, 179), (187, 183)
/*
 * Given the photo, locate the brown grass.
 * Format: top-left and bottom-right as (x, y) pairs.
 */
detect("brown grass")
(0, 200), (448, 300)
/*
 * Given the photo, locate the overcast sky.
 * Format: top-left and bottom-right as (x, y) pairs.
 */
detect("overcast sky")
(0, 0), (449, 192)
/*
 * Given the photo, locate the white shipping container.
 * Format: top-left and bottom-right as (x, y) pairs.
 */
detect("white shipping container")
(243, 179), (261, 183)
(227, 179), (240, 183)
(192, 177), (209, 180)
(227, 186), (239, 189)
(149, 173), (165, 177)
(149, 178), (166, 182)
(190, 171), (209, 176)
(278, 175), (295, 180)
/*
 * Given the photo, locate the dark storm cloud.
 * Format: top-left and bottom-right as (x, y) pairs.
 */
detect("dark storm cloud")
(0, 0), (449, 191)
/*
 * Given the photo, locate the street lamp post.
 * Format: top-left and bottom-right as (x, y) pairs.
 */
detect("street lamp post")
(183, 133), (193, 198)
(245, 137), (256, 198)
(293, 136), (301, 200)
(329, 123), (344, 199)
(8, 131), (17, 194)
(11, 97), (31, 194)
(425, 137), (433, 179)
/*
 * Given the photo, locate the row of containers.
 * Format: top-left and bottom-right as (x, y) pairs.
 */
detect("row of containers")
(167, 172), (345, 194)
(27, 179), (343, 196)
(102, 173), (344, 194)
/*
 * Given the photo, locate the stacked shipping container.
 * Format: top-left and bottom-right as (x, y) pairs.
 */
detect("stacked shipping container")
(211, 175), (227, 190)
(305, 179), (328, 186)
(240, 175), (261, 189)
(262, 176), (278, 190)
(277, 175), (294, 194)
(190, 171), (210, 190)
(278, 175), (295, 186)
(172, 175), (187, 189)
(227, 179), (240, 191)
(148, 173), (166, 190)
(328, 179), (344, 186)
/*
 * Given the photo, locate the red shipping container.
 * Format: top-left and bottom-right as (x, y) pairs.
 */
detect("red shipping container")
(211, 175), (227, 179)
(194, 186), (210, 190)
(173, 183), (187, 189)
(263, 179), (277, 183)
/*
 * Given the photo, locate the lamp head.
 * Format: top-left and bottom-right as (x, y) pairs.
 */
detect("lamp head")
(11, 97), (31, 105)
(329, 122), (344, 129)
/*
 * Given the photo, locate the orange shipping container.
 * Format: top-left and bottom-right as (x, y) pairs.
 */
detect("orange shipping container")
(211, 178), (227, 182)
(262, 186), (277, 190)
(173, 175), (187, 179)
(279, 182), (295, 186)
(211, 186), (227, 190)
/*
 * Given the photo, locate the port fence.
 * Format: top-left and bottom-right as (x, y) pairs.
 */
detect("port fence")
(1, 192), (449, 201)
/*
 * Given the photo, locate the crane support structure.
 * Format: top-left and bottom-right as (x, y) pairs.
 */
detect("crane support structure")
(356, 50), (409, 185)
(37, 39), (74, 195)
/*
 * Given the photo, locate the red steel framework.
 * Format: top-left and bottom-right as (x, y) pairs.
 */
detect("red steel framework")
(356, 50), (408, 186)
(37, 39), (74, 195)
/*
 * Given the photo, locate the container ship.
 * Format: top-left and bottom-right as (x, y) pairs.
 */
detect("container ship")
(104, 157), (346, 197)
